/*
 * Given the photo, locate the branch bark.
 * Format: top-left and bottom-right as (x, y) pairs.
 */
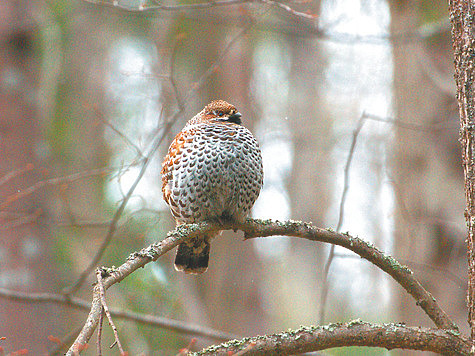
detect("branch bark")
(192, 321), (469, 356)
(449, 0), (475, 353)
(66, 219), (460, 355)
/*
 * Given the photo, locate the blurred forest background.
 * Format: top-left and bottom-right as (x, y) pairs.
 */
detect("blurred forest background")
(0, 0), (465, 355)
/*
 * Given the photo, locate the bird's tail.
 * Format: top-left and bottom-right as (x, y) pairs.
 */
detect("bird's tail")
(174, 233), (216, 274)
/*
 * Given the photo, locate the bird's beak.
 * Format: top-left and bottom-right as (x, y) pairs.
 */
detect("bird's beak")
(228, 111), (242, 124)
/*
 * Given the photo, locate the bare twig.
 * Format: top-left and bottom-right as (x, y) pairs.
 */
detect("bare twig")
(177, 338), (197, 356)
(0, 208), (42, 230)
(95, 269), (125, 355)
(66, 218), (459, 355)
(363, 112), (457, 132)
(100, 116), (144, 158)
(0, 167), (116, 210)
(0, 163), (34, 187)
(318, 110), (457, 324)
(62, 121), (172, 296)
(97, 306), (104, 356)
(169, 35), (185, 111)
(258, 0), (317, 19)
(79, 0), (449, 46)
(47, 327), (83, 356)
(333, 253), (466, 289)
(81, 0), (317, 20)
(83, 0), (250, 11)
(192, 321), (469, 356)
(319, 116), (365, 324)
(0, 287), (236, 342)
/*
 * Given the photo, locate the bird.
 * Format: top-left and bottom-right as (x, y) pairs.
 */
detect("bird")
(161, 100), (263, 274)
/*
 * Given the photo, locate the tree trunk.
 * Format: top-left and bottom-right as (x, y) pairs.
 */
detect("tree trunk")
(449, 0), (475, 352)
(390, 2), (466, 349)
(0, 1), (57, 353)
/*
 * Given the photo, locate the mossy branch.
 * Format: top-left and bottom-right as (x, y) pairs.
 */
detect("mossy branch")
(193, 321), (470, 356)
(66, 218), (461, 355)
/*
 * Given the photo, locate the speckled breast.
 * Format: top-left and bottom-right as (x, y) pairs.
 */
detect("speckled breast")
(162, 122), (263, 224)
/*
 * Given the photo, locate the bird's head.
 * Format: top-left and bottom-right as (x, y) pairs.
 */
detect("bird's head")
(200, 100), (242, 125)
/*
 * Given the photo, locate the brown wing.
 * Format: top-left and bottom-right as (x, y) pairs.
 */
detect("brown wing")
(161, 128), (195, 221)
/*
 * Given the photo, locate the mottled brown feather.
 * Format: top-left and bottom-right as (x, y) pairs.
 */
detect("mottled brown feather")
(161, 100), (263, 273)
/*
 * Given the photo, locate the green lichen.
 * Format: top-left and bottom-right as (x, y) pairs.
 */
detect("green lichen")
(98, 266), (117, 278)
(347, 319), (364, 327)
(192, 337), (253, 356)
(446, 328), (461, 336)
(384, 255), (413, 274)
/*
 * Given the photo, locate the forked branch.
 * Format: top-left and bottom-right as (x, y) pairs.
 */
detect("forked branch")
(66, 218), (460, 355)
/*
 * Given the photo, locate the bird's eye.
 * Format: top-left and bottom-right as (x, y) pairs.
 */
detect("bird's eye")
(212, 110), (224, 117)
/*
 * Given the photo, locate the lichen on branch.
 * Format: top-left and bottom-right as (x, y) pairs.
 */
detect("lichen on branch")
(66, 218), (460, 355)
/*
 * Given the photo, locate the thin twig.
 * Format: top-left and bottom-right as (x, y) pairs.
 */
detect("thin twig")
(258, 0), (317, 19)
(63, 122), (172, 296)
(319, 115), (365, 324)
(83, 0), (250, 11)
(47, 326), (83, 356)
(176, 338), (197, 356)
(333, 253), (467, 289)
(0, 209), (42, 230)
(318, 109), (454, 323)
(0, 163), (34, 187)
(96, 269), (126, 355)
(81, 0), (317, 20)
(97, 306), (104, 356)
(363, 112), (457, 132)
(100, 116), (144, 158)
(0, 287), (237, 342)
(169, 35), (185, 112)
(0, 167), (116, 210)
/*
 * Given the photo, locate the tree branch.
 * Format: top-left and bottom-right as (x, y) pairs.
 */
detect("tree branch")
(0, 287), (236, 342)
(65, 218), (460, 354)
(320, 115), (365, 323)
(192, 320), (469, 356)
(242, 219), (458, 331)
(81, 0), (317, 20)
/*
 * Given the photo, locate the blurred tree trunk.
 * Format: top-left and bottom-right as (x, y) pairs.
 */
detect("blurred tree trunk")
(48, 1), (107, 223)
(200, 31), (267, 337)
(170, 21), (268, 341)
(45, 1), (110, 286)
(285, 31), (333, 323)
(389, 0), (466, 351)
(0, 1), (57, 353)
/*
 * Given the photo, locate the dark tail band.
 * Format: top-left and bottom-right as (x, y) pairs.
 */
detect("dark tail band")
(174, 237), (211, 274)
